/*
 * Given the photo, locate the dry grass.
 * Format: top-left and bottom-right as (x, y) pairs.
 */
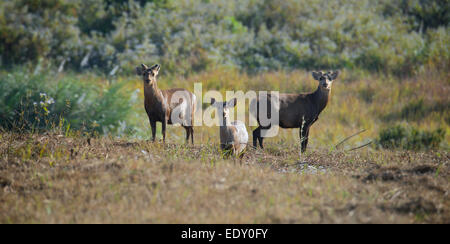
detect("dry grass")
(0, 132), (448, 223)
(125, 67), (449, 149)
(1, 68), (448, 223)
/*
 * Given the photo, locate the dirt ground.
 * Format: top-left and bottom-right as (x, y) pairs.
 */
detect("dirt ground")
(0, 132), (448, 223)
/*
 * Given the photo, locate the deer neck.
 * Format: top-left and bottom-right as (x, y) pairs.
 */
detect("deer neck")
(312, 86), (331, 114)
(144, 82), (162, 100)
(219, 115), (232, 127)
(219, 116), (234, 144)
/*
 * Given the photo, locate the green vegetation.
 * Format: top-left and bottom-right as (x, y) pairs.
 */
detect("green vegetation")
(0, 69), (135, 135)
(0, 66), (448, 150)
(378, 125), (445, 150)
(0, 1), (448, 152)
(0, 0), (448, 224)
(0, 0), (448, 75)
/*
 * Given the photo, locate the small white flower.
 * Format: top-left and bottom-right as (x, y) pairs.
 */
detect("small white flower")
(33, 102), (37, 106)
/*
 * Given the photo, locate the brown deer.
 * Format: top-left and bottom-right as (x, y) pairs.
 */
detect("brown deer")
(136, 64), (196, 144)
(251, 71), (339, 152)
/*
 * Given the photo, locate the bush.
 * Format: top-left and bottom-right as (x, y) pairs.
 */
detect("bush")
(386, 0), (450, 32)
(377, 125), (445, 150)
(0, 0), (82, 68)
(0, 0), (448, 75)
(0, 69), (135, 135)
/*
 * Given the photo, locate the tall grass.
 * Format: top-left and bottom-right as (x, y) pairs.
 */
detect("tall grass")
(129, 66), (448, 151)
(0, 66), (448, 151)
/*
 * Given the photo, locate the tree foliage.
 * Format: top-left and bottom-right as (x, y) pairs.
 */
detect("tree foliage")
(0, 0), (448, 75)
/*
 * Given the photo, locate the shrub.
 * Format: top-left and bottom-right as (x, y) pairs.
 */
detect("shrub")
(0, 69), (135, 135)
(0, 0), (447, 75)
(377, 125), (445, 150)
(0, 0), (82, 68)
(378, 125), (408, 149)
(407, 127), (445, 150)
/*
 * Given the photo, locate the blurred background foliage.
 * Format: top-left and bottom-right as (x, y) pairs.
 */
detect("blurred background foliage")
(0, 0), (448, 75)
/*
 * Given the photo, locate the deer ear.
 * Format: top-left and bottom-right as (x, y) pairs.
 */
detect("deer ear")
(226, 98), (237, 108)
(312, 71), (322, 80)
(136, 66), (143, 75)
(329, 71), (339, 80)
(150, 64), (160, 76)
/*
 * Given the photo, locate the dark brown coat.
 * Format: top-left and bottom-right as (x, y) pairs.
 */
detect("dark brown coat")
(251, 71), (339, 152)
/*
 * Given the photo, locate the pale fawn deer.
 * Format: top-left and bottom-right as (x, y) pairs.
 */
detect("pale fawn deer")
(211, 98), (248, 158)
(136, 64), (196, 144)
(251, 71), (339, 152)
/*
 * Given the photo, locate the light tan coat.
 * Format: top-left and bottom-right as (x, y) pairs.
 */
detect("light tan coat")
(211, 98), (248, 158)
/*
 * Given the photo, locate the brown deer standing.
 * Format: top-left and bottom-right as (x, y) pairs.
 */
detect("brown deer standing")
(136, 64), (196, 144)
(251, 71), (339, 152)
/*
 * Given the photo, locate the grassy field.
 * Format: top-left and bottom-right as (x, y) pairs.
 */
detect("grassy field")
(1, 0), (448, 224)
(130, 67), (449, 148)
(0, 68), (449, 223)
(0, 132), (448, 223)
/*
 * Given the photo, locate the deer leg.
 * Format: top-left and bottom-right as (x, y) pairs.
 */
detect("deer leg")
(300, 126), (310, 153)
(252, 127), (261, 148)
(183, 126), (190, 143)
(237, 144), (246, 159)
(239, 150), (245, 159)
(258, 126), (271, 148)
(259, 137), (264, 148)
(161, 119), (166, 143)
(150, 120), (157, 142)
(190, 127), (194, 144)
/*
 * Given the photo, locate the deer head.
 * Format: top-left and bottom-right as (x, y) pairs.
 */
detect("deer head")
(136, 64), (160, 85)
(211, 98), (237, 125)
(312, 71), (339, 90)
